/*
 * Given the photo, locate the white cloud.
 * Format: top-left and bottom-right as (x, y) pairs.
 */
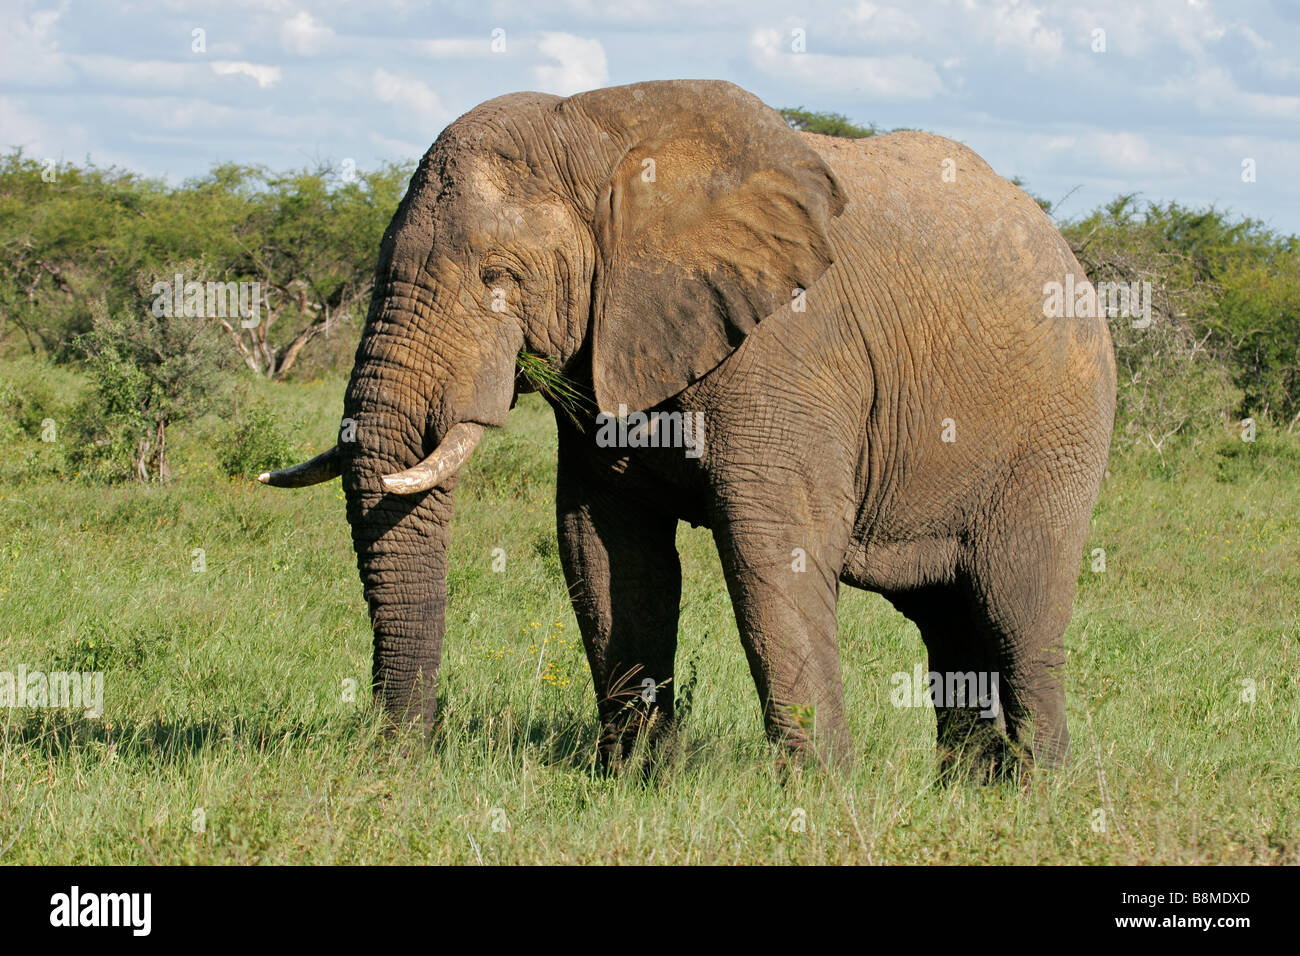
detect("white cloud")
(1232, 23), (1270, 53)
(106, 95), (328, 142)
(848, 1), (923, 41)
(371, 68), (453, 132)
(532, 32), (608, 96)
(124, 97), (249, 131)
(0, 96), (54, 152)
(210, 61), (282, 89)
(370, 131), (427, 158)
(528, 0), (665, 22)
(281, 11), (335, 56)
(1061, 0), (1233, 58)
(750, 28), (942, 100)
(1162, 65), (1300, 119)
(0, 0), (1296, 234)
(981, 1), (1063, 59)
(1260, 55), (1300, 81)
(0, 2), (71, 83)
(76, 56), (199, 90)
(424, 37), (488, 58)
(1091, 132), (1181, 173)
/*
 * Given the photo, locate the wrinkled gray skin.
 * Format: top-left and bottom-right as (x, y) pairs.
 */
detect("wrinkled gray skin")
(271, 80), (1116, 772)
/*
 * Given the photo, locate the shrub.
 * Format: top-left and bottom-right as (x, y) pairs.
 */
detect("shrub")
(67, 308), (231, 482)
(218, 402), (299, 479)
(779, 107), (878, 138)
(0, 357), (85, 482)
(1062, 198), (1299, 445)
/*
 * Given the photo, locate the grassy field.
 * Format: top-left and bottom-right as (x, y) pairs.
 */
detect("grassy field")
(1, 364), (1297, 865)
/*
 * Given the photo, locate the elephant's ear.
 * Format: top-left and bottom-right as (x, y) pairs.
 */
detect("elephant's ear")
(578, 81), (847, 415)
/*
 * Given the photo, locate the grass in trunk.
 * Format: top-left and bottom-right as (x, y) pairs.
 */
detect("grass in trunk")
(515, 352), (593, 430)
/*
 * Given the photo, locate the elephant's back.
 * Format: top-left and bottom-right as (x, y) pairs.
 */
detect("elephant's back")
(798, 129), (1116, 541)
(799, 128), (1039, 224)
(799, 130), (1080, 312)
(800, 127), (1114, 413)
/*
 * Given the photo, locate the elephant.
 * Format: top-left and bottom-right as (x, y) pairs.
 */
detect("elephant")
(261, 79), (1116, 772)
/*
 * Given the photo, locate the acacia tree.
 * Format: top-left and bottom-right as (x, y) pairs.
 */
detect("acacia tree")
(214, 161), (412, 379)
(0, 154), (413, 380)
(0, 152), (182, 359)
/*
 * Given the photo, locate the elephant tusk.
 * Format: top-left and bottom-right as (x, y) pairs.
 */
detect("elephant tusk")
(381, 422), (486, 495)
(258, 445), (342, 487)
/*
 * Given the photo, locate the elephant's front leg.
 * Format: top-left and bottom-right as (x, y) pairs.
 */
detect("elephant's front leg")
(556, 446), (682, 768)
(713, 510), (853, 769)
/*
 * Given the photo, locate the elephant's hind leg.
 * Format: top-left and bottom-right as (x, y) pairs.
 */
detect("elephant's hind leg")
(884, 585), (1007, 777)
(965, 497), (1089, 770)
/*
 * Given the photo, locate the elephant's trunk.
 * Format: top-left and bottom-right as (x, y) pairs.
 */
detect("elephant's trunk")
(341, 271), (464, 732)
(346, 478), (454, 729)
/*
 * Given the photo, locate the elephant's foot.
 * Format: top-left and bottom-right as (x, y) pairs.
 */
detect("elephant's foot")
(934, 709), (1063, 785)
(935, 732), (1016, 786)
(595, 724), (679, 782)
(594, 683), (677, 777)
(765, 702), (854, 773)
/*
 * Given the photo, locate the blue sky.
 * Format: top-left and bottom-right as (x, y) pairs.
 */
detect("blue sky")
(3, 0), (1298, 232)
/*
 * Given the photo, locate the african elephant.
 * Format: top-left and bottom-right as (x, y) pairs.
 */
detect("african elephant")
(262, 79), (1116, 771)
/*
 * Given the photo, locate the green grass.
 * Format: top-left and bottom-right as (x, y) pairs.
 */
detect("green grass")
(1, 366), (1297, 864)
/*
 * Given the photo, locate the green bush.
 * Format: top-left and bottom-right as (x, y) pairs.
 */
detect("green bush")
(1108, 318), (1243, 451)
(1212, 251), (1300, 423)
(0, 357), (85, 482)
(218, 402), (299, 479)
(1062, 198), (1300, 444)
(66, 308), (231, 482)
(779, 107), (878, 138)
(0, 151), (411, 377)
(0, 356), (77, 442)
(1213, 424), (1300, 483)
(4, 150), (1298, 464)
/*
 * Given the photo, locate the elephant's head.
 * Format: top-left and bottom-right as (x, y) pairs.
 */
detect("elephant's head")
(260, 79), (845, 730)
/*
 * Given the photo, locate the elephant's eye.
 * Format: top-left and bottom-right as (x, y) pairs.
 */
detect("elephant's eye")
(481, 264), (518, 287)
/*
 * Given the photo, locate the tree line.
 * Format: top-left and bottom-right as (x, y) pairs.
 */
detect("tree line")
(1, 121), (1296, 481)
